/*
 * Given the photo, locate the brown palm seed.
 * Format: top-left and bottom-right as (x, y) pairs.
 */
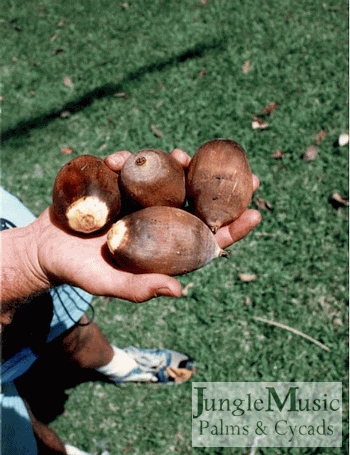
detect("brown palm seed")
(107, 206), (228, 276)
(186, 139), (253, 233)
(120, 149), (186, 209)
(52, 155), (121, 234)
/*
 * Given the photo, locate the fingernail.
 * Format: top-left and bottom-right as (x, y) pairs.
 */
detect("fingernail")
(155, 287), (178, 298)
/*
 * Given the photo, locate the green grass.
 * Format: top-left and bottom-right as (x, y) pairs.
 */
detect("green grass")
(1, 0), (348, 454)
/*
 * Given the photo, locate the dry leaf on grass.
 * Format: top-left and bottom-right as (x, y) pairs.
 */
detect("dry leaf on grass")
(61, 147), (74, 155)
(252, 117), (268, 130)
(252, 102), (277, 130)
(151, 124), (163, 138)
(331, 192), (349, 207)
(315, 130), (327, 144)
(302, 145), (318, 161)
(114, 92), (128, 98)
(57, 19), (66, 27)
(64, 77), (74, 88)
(242, 60), (251, 74)
(271, 149), (284, 159)
(261, 101), (278, 116)
(166, 366), (195, 383)
(253, 198), (273, 211)
(198, 68), (206, 77)
(239, 273), (257, 282)
(338, 133), (349, 146)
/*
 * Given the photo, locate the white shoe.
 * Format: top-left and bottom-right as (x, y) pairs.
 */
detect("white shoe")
(103, 346), (195, 384)
(65, 444), (92, 455)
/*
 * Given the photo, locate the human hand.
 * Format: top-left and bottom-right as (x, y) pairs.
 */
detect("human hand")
(33, 149), (261, 303)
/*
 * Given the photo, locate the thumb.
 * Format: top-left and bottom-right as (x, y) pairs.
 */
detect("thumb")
(113, 273), (183, 303)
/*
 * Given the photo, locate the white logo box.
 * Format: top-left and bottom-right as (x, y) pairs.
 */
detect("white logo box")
(192, 382), (342, 447)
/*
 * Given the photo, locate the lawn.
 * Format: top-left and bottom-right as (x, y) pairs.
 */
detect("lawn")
(1, 0), (348, 454)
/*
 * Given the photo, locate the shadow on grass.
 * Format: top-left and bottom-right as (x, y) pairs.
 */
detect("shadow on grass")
(1, 38), (227, 142)
(15, 347), (116, 424)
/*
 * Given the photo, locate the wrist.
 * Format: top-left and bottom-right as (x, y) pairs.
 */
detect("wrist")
(1, 222), (51, 310)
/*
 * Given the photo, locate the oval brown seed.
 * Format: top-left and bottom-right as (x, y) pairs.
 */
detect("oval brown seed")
(107, 206), (228, 276)
(186, 139), (253, 233)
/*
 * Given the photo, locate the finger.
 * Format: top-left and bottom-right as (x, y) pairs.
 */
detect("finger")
(124, 273), (183, 302)
(252, 174), (260, 192)
(104, 151), (132, 171)
(170, 148), (192, 169)
(215, 209), (262, 250)
(87, 267), (183, 303)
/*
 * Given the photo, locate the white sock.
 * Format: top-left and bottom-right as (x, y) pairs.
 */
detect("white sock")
(95, 345), (138, 381)
(65, 444), (92, 455)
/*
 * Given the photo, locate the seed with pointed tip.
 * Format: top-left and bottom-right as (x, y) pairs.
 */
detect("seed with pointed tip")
(107, 206), (227, 276)
(186, 139), (253, 232)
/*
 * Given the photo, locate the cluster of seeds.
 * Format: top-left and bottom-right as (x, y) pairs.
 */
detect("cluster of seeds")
(52, 139), (253, 276)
